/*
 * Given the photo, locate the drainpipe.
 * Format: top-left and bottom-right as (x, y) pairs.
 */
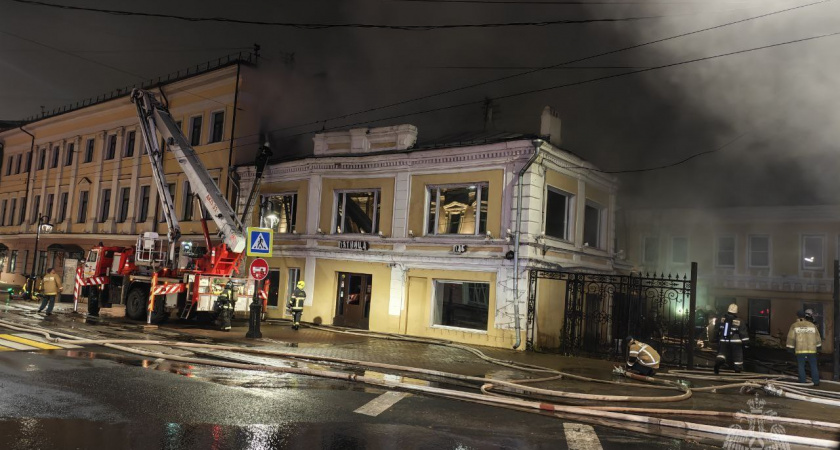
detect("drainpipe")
(19, 126), (35, 288)
(512, 140), (542, 349)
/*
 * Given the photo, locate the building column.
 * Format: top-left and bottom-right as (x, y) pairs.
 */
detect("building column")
(50, 141), (65, 221)
(306, 174), (322, 235)
(391, 172), (410, 238)
(304, 256), (316, 306)
(104, 128), (124, 233)
(87, 132), (105, 233)
(127, 127), (141, 234)
(63, 136), (81, 233)
(388, 263), (407, 316)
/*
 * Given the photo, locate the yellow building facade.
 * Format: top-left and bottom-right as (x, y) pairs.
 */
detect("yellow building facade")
(240, 109), (620, 349)
(621, 206), (837, 353)
(0, 55), (262, 290)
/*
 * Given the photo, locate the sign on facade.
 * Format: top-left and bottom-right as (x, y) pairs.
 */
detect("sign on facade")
(339, 241), (369, 251)
(246, 227), (273, 257)
(452, 244), (468, 254)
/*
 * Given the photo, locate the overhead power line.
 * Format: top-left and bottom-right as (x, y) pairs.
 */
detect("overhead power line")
(395, 0), (755, 4)
(252, 0), (830, 135)
(9, 0), (683, 30)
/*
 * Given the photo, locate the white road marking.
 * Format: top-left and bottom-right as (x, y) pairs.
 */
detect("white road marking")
(354, 391), (408, 417)
(563, 423), (603, 450)
(0, 338), (36, 350)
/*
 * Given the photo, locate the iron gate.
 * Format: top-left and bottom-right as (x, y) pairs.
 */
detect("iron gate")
(527, 264), (697, 367)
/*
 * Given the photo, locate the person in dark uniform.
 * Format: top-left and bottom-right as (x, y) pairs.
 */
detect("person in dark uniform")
(288, 280), (306, 330)
(214, 281), (236, 331)
(713, 303), (749, 374)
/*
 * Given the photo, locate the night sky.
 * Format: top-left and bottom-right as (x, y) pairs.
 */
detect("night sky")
(1, 0), (838, 208)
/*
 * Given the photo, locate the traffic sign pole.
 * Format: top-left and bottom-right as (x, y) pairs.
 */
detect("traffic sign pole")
(246, 258), (269, 339)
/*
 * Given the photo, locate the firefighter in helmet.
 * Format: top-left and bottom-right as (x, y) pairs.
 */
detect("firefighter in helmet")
(713, 303), (749, 374)
(288, 280), (306, 330)
(214, 280), (236, 332)
(624, 336), (660, 377)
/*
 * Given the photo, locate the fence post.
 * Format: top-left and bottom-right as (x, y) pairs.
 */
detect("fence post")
(833, 260), (839, 381)
(687, 262), (698, 369)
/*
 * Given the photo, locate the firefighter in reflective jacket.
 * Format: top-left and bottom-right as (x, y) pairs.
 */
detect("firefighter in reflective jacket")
(214, 281), (236, 332)
(786, 309), (822, 385)
(625, 336), (660, 376)
(713, 303), (749, 374)
(288, 280), (306, 330)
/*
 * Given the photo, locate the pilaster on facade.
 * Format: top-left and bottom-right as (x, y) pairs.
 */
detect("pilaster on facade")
(87, 132), (105, 234)
(104, 127), (124, 234)
(126, 128), (141, 235)
(62, 136), (81, 234)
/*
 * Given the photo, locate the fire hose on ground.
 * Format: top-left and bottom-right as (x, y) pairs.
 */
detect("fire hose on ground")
(0, 317), (838, 448)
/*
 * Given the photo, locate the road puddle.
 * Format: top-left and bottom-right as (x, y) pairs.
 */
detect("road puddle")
(62, 350), (195, 377)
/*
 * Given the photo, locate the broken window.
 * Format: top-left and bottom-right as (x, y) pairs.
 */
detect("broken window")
(335, 190), (380, 234)
(545, 187), (571, 241)
(427, 184), (488, 236)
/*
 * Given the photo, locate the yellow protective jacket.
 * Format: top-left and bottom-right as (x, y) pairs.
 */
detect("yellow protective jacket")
(628, 341), (660, 369)
(39, 273), (63, 296)
(786, 319), (822, 354)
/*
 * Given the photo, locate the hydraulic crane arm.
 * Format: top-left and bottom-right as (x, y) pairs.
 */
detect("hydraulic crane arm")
(131, 89), (247, 253)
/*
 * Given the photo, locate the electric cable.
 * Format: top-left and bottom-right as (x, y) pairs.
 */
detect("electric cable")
(6, 0), (682, 30)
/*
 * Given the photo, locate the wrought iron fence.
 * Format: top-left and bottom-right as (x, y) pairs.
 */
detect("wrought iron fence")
(527, 265), (697, 367)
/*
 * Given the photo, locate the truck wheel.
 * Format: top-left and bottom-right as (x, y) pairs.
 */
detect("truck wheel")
(125, 287), (147, 320)
(150, 296), (169, 324)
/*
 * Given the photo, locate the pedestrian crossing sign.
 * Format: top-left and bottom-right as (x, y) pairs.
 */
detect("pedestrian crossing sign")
(246, 227), (273, 257)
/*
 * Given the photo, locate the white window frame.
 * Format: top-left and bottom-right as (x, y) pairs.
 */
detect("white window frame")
(137, 185), (151, 223)
(430, 279), (490, 333)
(716, 235), (736, 268)
(426, 183), (489, 237)
(333, 189), (380, 235)
(262, 192), (297, 233)
(801, 234), (825, 271)
(123, 130), (136, 158)
(543, 186), (573, 242)
(642, 236), (659, 266)
(98, 188), (111, 223)
(671, 236), (688, 265)
(748, 234), (771, 269)
(582, 200), (606, 250)
(209, 110), (225, 143)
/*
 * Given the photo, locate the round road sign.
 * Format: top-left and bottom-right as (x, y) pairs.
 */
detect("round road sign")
(249, 258), (269, 281)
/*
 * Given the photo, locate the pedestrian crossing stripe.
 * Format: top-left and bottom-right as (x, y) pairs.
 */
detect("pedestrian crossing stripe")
(0, 334), (62, 350)
(0, 333), (81, 351)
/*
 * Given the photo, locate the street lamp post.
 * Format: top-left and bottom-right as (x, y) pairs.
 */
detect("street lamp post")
(27, 215), (53, 297)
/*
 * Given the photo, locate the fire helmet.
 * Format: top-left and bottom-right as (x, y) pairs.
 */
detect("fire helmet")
(297, 280), (305, 289)
(727, 303), (739, 314)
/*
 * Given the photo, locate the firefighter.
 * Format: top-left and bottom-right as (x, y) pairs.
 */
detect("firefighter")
(288, 280), (306, 330)
(37, 268), (62, 316)
(214, 281), (236, 332)
(786, 309), (821, 386)
(624, 336), (660, 376)
(713, 303), (749, 374)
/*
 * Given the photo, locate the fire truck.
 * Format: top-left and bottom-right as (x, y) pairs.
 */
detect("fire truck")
(80, 88), (270, 324)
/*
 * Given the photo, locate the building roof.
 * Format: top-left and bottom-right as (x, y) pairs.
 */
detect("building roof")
(414, 131), (539, 150)
(10, 51), (257, 126)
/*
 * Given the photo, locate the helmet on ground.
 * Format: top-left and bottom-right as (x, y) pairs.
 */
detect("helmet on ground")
(296, 280), (305, 289)
(727, 303), (738, 314)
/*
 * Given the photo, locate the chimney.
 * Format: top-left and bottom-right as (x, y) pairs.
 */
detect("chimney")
(540, 106), (562, 147)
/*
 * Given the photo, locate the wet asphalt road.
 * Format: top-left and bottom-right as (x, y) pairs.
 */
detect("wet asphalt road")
(0, 305), (714, 450)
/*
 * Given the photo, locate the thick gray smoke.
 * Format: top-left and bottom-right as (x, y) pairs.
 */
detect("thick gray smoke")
(578, 0), (840, 207)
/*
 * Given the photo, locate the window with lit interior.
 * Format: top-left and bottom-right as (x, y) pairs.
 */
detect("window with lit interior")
(334, 190), (380, 234)
(261, 193), (297, 233)
(802, 235), (824, 270)
(748, 298), (771, 335)
(427, 184), (488, 236)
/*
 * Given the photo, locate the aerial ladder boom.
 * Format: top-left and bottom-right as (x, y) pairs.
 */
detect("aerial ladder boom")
(131, 88), (246, 253)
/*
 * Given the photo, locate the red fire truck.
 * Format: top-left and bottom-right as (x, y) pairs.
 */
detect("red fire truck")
(79, 89), (271, 324)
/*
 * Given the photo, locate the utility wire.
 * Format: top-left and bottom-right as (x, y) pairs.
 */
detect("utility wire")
(4, 27), (834, 192)
(396, 0), (756, 4)
(7, 0), (684, 30)
(259, 0), (830, 134)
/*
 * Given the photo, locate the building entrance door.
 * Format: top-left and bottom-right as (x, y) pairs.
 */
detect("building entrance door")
(266, 270), (280, 308)
(334, 272), (371, 330)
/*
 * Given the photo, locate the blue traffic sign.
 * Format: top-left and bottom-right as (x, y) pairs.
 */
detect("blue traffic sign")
(246, 227), (273, 257)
